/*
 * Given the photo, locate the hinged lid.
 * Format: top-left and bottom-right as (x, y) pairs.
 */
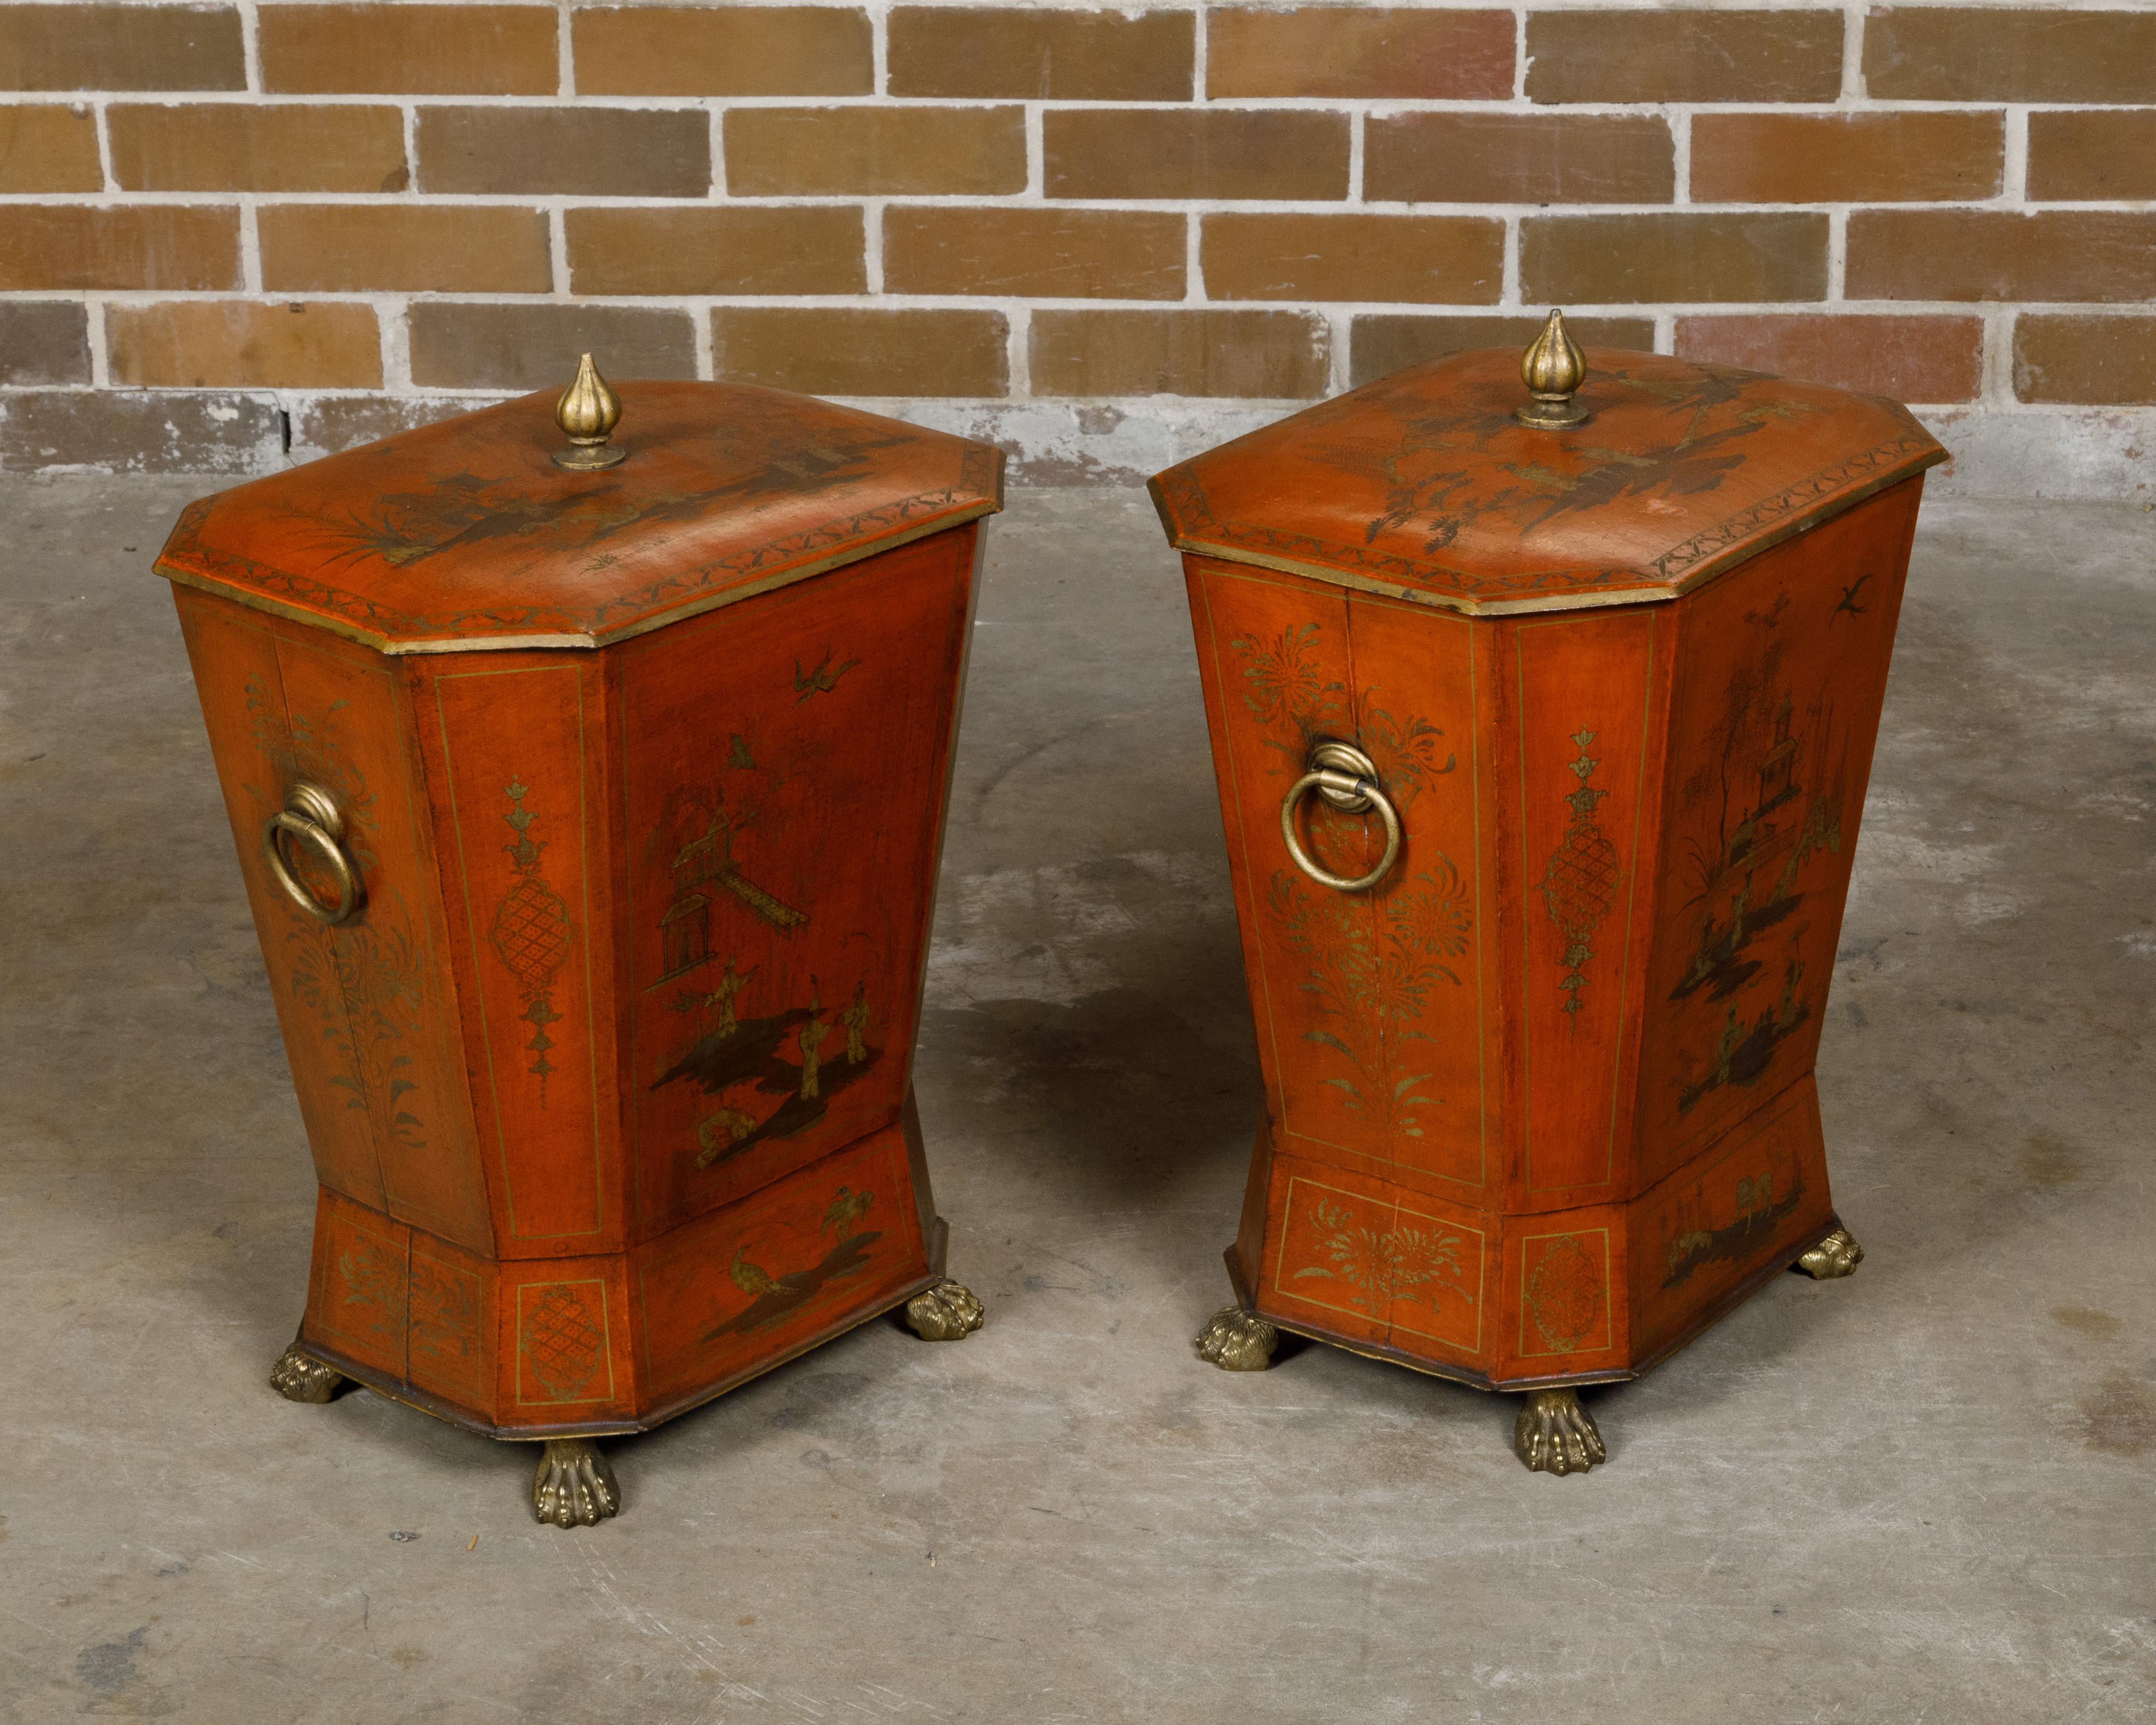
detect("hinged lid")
(156, 381), (1003, 654)
(1150, 346), (1946, 618)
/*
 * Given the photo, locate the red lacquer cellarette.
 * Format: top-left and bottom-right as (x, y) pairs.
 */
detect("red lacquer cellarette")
(1155, 315), (1944, 1472)
(158, 360), (998, 1524)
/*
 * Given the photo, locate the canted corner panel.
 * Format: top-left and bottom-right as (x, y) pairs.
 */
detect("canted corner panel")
(427, 658), (611, 1252)
(1511, 609), (1659, 1205)
(1634, 485), (1919, 1185)
(1499, 1215), (1629, 1381)
(502, 1260), (635, 1420)
(1261, 1153), (1493, 1374)
(619, 535), (972, 1236)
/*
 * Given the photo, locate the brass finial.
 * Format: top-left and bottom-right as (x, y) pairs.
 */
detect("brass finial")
(552, 352), (625, 471)
(1514, 309), (1589, 430)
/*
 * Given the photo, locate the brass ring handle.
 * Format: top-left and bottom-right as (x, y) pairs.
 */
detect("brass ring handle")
(262, 783), (363, 926)
(1280, 741), (1401, 894)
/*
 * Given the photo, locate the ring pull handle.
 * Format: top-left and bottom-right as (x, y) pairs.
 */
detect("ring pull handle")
(262, 783), (364, 926)
(1280, 741), (1402, 894)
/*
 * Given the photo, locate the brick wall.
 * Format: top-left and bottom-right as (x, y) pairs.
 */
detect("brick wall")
(0, 1), (2151, 487)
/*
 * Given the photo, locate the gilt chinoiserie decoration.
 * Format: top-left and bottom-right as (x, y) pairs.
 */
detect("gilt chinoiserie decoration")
(160, 358), (999, 1524)
(1156, 313), (1943, 1473)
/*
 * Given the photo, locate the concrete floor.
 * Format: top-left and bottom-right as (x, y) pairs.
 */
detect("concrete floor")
(2, 478), (2153, 1722)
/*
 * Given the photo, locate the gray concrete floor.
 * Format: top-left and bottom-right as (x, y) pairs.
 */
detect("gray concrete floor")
(2, 478), (2153, 1722)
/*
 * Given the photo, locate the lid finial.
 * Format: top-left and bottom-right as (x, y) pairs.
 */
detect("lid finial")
(1514, 309), (1590, 431)
(552, 352), (626, 471)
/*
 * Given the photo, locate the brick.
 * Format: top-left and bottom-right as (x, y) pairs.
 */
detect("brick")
(889, 7), (1192, 100)
(1847, 211), (2156, 304)
(724, 106), (1025, 196)
(409, 303), (699, 391)
(291, 397), (481, 463)
(1366, 114), (1673, 205)
(883, 208), (1185, 300)
(259, 4), (557, 95)
(1203, 214), (1502, 305)
(1522, 212), (1828, 305)
(2028, 111), (2156, 202)
(1691, 113), (2003, 204)
(1031, 309), (1329, 398)
(573, 5), (872, 96)
(0, 391), (282, 474)
(0, 4), (244, 91)
(1526, 10), (1842, 104)
(259, 204), (551, 293)
(0, 205), (239, 291)
(0, 102), (100, 192)
(1674, 314), (1983, 403)
(107, 300), (383, 389)
(1350, 314), (1655, 389)
(0, 301), (91, 384)
(2014, 315), (2156, 406)
(108, 103), (407, 193)
(1208, 6), (1512, 99)
(1045, 109), (1349, 201)
(567, 206), (865, 296)
(418, 106), (709, 197)
(1865, 9), (2156, 103)
(710, 308), (1008, 397)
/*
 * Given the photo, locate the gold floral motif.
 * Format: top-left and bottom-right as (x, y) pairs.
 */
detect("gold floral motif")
(1539, 728), (1620, 1019)
(1269, 857), (1471, 1135)
(1289, 1197), (1470, 1313)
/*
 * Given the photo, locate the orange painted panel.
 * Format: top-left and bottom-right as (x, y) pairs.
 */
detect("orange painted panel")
(500, 1256), (637, 1422)
(175, 594), (389, 1213)
(635, 1121), (928, 1405)
(177, 592), (491, 1250)
(425, 658), (612, 1249)
(1341, 591), (1492, 1192)
(1631, 1076), (1832, 1359)
(1501, 1213), (1629, 1378)
(303, 1188), (410, 1379)
(407, 1233), (495, 1414)
(1261, 1151), (1494, 1371)
(1636, 482), (1919, 1179)
(618, 530), (975, 1232)
(1186, 562), (1397, 1167)
(1511, 608), (1659, 1202)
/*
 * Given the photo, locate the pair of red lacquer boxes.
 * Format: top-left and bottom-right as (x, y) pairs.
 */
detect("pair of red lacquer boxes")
(157, 319), (1942, 1523)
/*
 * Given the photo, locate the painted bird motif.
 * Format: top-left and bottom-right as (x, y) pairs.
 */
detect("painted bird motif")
(729, 1249), (777, 1298)
(822, 1186), (875, 1240)
(793, 650), (862, 702)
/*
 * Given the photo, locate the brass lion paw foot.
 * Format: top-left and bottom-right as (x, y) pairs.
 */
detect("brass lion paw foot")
(531, 1439), (620, 1528)
(904, 1280), (984, 1341)
(1195, 1306), (1279, 1372)
(269, 1341), (345, 1405)
(1514, 1388), (1607, 1476)
(1792, 1226), (1864, 1279)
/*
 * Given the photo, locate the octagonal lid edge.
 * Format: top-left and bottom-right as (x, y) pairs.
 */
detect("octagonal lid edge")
(1150, 349), (1947, 617)
(153, 381), (1005, 655)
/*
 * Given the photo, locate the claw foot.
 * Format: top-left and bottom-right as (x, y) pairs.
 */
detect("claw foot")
(1195, 1306), (1279, 1372)
(531, 1439), (620, 1528)
(269, 1341), (345, 1405)
(1793, 1226), (1863, 1279)
(1514, 1388), (1606, 1476)
(904, 1280), (984, 1341)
